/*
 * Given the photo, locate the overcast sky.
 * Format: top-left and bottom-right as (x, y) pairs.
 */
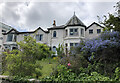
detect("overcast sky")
(0, 0), (119, 31)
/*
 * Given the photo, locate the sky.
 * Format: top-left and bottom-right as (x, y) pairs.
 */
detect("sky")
(0, 0), (119, 31)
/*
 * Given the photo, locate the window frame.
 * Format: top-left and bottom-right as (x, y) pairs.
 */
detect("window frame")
(89, 29), (93, 34)
(53, 46), (56, 52)
(53, 31), (57, 37)
(69, 28), (78, 36)
(81, 28), (84, 37)
(39, 34), (43, 41)
(7, 34), (13, 42)
(97, 29), (101, 34)
(36, 34), (43, 41)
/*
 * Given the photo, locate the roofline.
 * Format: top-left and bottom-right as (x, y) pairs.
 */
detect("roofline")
(48, 27), (65, 30)
(66, 24), (86, 27)
(3, 27), (49, 35)
(3, 29), (19, 35)
(86, 22), (104, 31)
(47, 25), (66, 30)
(18, 27), (49, 34)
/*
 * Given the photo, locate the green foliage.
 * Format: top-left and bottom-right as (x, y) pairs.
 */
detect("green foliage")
(41, 65), (115, 81)
(56, 44), (64, 58)
(115, 67), (120, 80)
(98, 2), (120, 32)
(101, 14), (120, 32)
(3, 36), (52, 77)
(79, 72), (111, 81)
(43, 65), (76, 81)
(17, 36), (52, 60)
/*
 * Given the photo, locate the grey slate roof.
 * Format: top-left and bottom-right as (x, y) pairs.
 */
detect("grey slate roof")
(66, 14), (86, 27)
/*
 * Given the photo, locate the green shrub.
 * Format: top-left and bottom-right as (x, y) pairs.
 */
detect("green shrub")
(3, 36), (52, 77)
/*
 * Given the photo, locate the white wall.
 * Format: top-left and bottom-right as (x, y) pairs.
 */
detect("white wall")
(48, 29), (65, 48)
(85, 24), (103, 39)
(64, 26), (85, 51)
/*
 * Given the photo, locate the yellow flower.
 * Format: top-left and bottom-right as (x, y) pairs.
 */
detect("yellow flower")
(53, 57), (56, 60)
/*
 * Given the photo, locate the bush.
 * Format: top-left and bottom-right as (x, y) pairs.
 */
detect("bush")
(70, 31), (120, 77)
(3, 36), (52, 77)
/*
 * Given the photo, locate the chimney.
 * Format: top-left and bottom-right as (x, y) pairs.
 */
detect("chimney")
(53, 20), (56, 27)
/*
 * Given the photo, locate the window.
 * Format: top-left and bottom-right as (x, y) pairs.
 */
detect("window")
(66, 29), (68, 36)
(13, 35), (17, 42)
(7, 34), (13, 42)
(70, 28), (78, 36)
(36, 34), (39, 41)
(81, 28), (84, 37)
(75, 43), (78, 46)
(97, 29), (101, 34)
(89, 29), (93, 34)
(36, 34), (43, 41)
(70, 43), (78, 50)
(70, 43), (78, 47)
(70, 43), (73, 46)
(53, 46), (56, 52)
(53, 31), (57, 37)
(40, 34), (43, 41)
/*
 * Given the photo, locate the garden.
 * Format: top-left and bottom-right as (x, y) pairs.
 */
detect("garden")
(0, 2), (120, 82)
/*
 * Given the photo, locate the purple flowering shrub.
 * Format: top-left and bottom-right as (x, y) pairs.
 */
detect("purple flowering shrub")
(75, 31), (120, 76)
(79, 31), (120, 60)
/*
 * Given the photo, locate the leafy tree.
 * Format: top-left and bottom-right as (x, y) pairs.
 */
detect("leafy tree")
(3, 36), (52, 77)
(98, 1), (120, 32)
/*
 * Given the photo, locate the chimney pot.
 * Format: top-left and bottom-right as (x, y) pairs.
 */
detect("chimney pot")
(53, 20), (56, 27)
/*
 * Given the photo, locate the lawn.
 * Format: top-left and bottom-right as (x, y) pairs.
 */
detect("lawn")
(38, 57), (58, 78)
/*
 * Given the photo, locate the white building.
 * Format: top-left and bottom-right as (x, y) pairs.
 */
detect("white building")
(0, 22), (12, 54)
(1, 14), (104, 54)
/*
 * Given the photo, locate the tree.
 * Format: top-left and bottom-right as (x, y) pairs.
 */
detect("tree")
(3, 36), (52, 77)
(98, 1), (120, 32)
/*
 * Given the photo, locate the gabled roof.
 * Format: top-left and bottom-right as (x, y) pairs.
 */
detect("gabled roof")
(18, 27), (49, 34)
(86, 22), (104, 31)
(3, 27), (49, 35)
(3, 28), (19, 35)
(66, 13), (86, 27)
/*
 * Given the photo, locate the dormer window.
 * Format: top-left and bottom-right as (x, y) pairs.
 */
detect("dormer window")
(7, 34), (17, 42)
(7, 34), (13, 42)
(70, 28), (78, 36)
(53, 31), (57, 37)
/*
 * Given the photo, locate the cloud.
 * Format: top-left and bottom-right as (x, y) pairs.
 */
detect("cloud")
(0, 1), (118, 31)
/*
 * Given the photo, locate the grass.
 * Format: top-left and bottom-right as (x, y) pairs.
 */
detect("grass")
(38, 57), (58, 78)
